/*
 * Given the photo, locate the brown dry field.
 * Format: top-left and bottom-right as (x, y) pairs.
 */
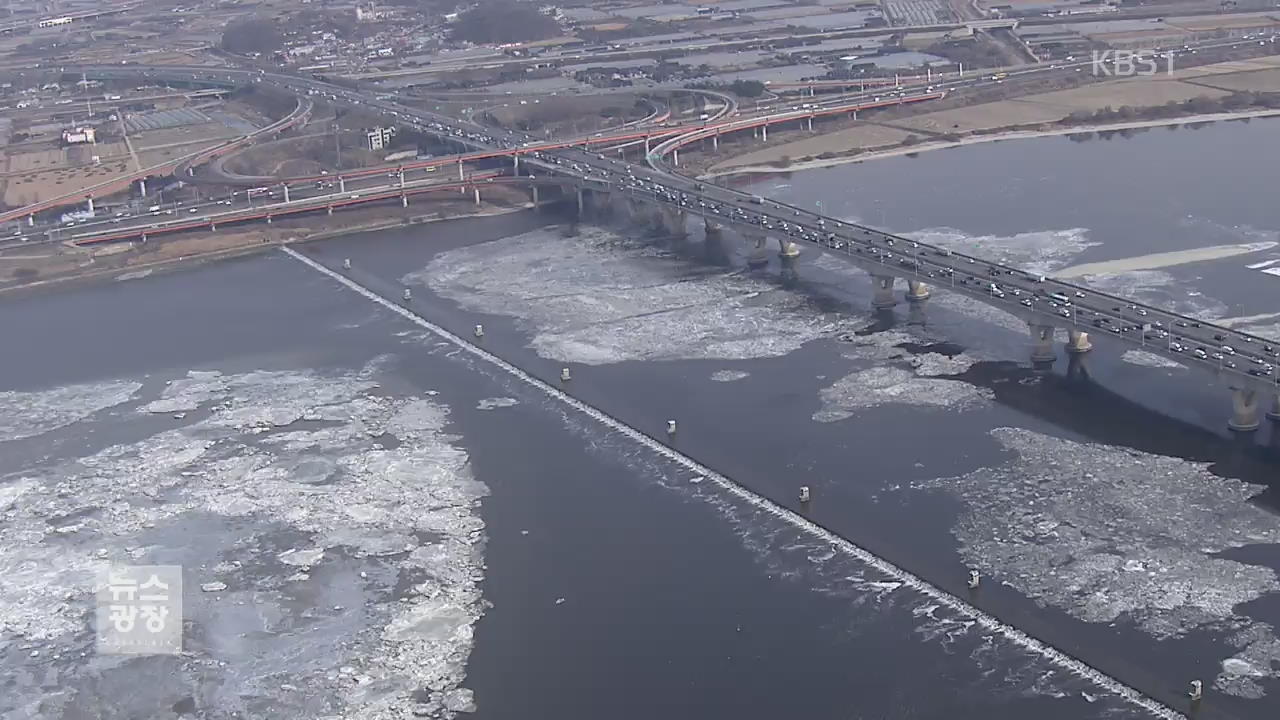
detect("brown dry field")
(706, 56), (1280, 169)
(3, 160), (132, 207)
(1191, 67), (1280, 92)
(712, 123), (912, 170)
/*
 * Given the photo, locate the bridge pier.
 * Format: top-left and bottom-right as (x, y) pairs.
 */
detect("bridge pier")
(806, 116), (814, 132)
(531, 185), (540, 211)
(761, 124), (768, 142)
(777, 236), (799, 258)
(704, 218), (720, 236)
(871, 274), (897, 309)
(747, 232), (769, 267)
(27, 214), (33, 226)
(576, 188), (585, 217)
(86, 196), (94, 215)
(672, 149), (679, 166)
(265, 215), (271, 224)
(282, 184), (290, 203)
(327, 205), (333, 215)
(1066, 329), (1092, 353)
(906, 279), (930, 302)
(138, 179), (146, 196)
(339, 177), (345, 193)
(402, 194), (408, 208)
(474, 187), (481, 206)
(1229, 387), (1261, 432)
(1028, 323), (1056, 364)
(1268, 395), (1280, 422)
(711, 133), (719, 152)
(457, 160), (465, 193)
(663, 207), (687, 237)
(512, 154), (520, 173)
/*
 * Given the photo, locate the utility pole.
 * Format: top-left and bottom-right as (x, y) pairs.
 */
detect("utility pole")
(334, 121), (342, 170)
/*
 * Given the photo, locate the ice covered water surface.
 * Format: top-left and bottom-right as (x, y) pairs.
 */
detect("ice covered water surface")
(407, 226), (853, 365)
(0, 366), (487, 720)
(914, 427), (1280, 699)
(0, 380), (141, 443)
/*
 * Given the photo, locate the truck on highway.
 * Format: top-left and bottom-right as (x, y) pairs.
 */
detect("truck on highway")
(1048, 291), (1071, 305)
(749, 195), (763, 204)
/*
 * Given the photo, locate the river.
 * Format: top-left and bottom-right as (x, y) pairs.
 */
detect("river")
(1, 117), (1278, 719)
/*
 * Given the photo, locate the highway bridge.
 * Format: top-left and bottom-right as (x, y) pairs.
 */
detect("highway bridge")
(10, 48), (1280, 431)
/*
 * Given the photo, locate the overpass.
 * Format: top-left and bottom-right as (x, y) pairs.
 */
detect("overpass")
(23, 57), (1280, 432)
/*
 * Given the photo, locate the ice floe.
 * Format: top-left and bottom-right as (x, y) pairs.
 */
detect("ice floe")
(0, 380), (141, 443)
(476, 397), (518, 410)
(406, 226), (852, 365)
(813, 366), (992, 422)
(914, 427), (1280, 698)
(0, 365), (487, 720)
(903, 227), (1098, 276)
(1121, 350), (1186, 370)
(710, 370), (750, 382)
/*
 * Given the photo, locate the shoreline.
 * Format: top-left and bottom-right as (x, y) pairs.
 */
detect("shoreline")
(699, 108), (1280, 178)
(0, 203), (536, 298)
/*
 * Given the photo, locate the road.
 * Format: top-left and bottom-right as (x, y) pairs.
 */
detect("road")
(19, 44), (1280, 405)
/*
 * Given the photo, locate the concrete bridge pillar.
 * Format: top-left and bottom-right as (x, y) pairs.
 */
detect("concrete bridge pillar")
(474, 187), (481, 206)
(712, 133), (719, 152)
(1066, 329), (1092, 353)
(672, 149), (679, 166)
(339, 177), (346, 193)
(87, 196), (94, 215)
(138, 179), (146, 196)
(401, 194), (408, 208)
(704, 218), (720, 236)
(806, 116), (814, 132)
(576, 188), (585, 217)
(871, 274), (897, 309)
(327, 205), (334, 215)
(1230, 388), (1261, 432)
(27, 214), (34, 226)
(265, 215), (271, 224)
(777, 236), (800, 258)
(1268, 395), (1280, 422)
(747, 232), (769, 267)
(906, 280), (930, 301)
(283, 184), (290, 203)
(1028, 323), (1056, 363)
(761, 124), (768, 142)
(531, 185), (540, 211)
(512, 154), (520, 173)
(663, 207), (687, 237)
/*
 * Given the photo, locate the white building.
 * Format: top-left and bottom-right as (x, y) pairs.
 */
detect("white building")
(366, 126), (395, 151)
(62, 127), (96, 144)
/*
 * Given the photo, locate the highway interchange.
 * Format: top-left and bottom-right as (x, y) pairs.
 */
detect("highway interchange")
(8, 33), (1280, 411)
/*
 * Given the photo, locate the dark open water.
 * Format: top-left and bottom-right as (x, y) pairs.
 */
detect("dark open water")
(3, 117), (1280, 719)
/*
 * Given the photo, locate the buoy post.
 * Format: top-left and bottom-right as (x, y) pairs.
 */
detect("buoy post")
(666, 419), (677, 435)
(968, 569), (980, 589)
(799, 486), (810, 503)
(560, 367), (571, 382)
(1188, 680), (1203, 702)
(402, 288), (412, 303)
(474, 324), (484, 337)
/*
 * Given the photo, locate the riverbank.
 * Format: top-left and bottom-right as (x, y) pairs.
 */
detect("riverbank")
(700, 108), (1280, 178)
(0, 202), (536, 297)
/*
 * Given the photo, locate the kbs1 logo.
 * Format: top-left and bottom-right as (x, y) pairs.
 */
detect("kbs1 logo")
(1091, 50), (1174, 77)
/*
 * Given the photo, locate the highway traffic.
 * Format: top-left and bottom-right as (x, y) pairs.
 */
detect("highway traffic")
(19, 45), (1280, 396)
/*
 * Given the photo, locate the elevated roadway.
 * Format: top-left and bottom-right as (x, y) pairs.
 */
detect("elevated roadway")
(17, 49), (1280, 429)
